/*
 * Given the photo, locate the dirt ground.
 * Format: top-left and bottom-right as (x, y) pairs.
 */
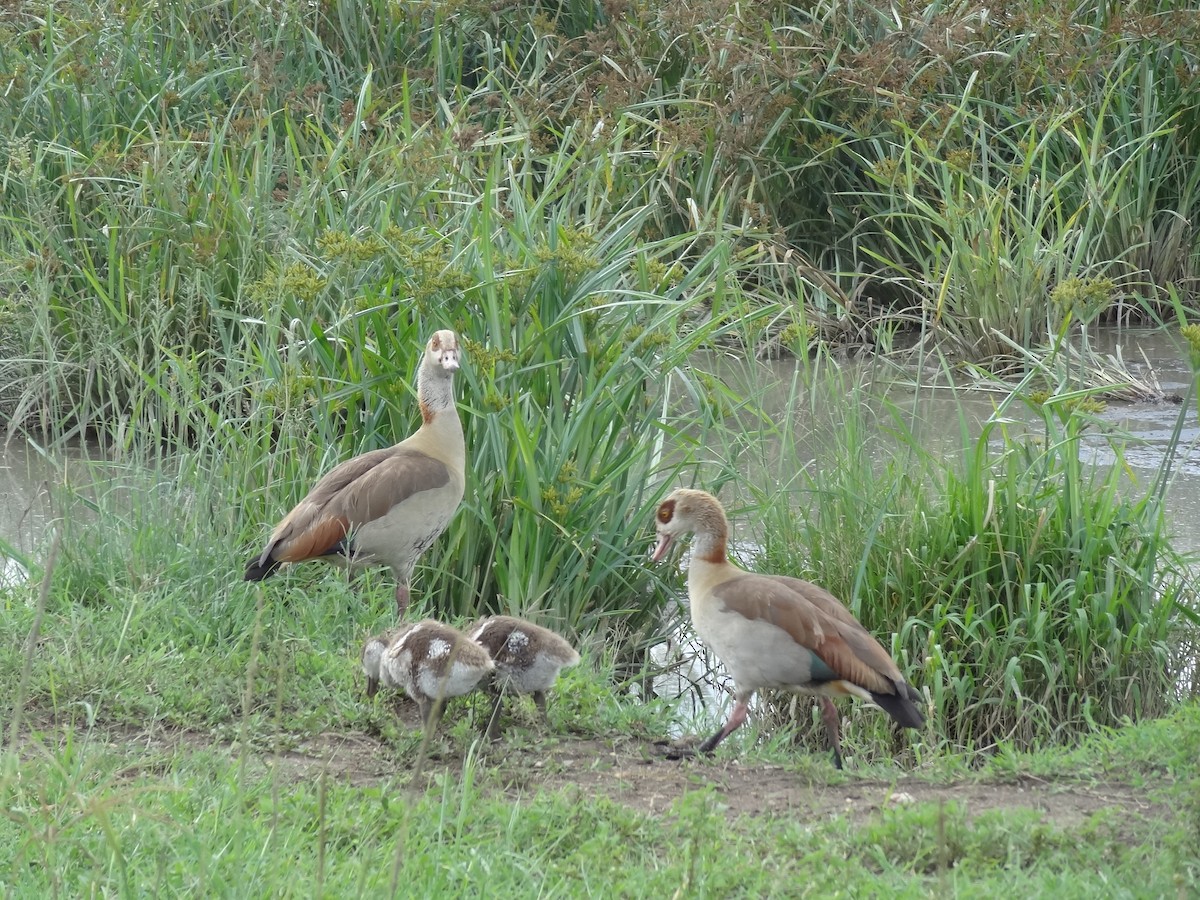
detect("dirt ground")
(69, 715), (1162, 831)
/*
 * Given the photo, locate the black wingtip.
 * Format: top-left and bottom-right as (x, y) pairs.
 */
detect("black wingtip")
(244, 554), (281, 582)
(872, 685), (925, 729)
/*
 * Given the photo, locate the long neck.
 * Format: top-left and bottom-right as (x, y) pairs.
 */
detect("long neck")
(690, 510), (729, 565)
(411, 360), (464, 466)
(422, 402), (464, 470)
(417, 360), (457, 423)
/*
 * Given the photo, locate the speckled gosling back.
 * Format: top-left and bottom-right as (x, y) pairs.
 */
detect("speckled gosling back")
(467, 615), (580, 739)
(380, 619), (494, 729)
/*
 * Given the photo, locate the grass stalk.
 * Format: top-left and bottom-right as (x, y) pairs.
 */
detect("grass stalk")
(6, 530), (61, 751)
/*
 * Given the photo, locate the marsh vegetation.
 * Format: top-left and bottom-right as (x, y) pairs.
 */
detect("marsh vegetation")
(2, 0), (1199, 894)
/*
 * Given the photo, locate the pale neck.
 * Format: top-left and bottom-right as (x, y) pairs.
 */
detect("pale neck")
(689, 525), (729, 565)
(422, 403), (465, 466)
(412, 360), (464, 465)
(417, 361), (457, 416)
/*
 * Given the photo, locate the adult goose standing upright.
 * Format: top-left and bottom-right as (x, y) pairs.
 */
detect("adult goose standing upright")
(245, 329), (466, 616)
(650, 488), (924, 769)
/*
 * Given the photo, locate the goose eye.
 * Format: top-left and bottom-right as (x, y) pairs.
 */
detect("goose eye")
(656, 500), (675, 524)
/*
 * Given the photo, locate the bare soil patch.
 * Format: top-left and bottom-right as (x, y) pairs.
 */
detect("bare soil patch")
(484, 737), (1157, 830)
(16, 714), (1162, 832)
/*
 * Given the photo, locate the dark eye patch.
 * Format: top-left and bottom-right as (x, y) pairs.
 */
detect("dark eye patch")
(656, 499), (675, 523)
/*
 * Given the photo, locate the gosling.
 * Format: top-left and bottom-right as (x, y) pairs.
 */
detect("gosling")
(379, 619), (495, 730)
(467, 615), (580, 740)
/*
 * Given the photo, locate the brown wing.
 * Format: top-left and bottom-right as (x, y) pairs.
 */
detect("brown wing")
(334, 449), (451, 524)
(762, 574), (910, 687)
(259, 446), (450, 564)
(714, 574), (902, 696)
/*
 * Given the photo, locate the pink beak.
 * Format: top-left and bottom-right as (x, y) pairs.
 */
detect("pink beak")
(650, 532), (673, 562)
(442, 353), (460, 371)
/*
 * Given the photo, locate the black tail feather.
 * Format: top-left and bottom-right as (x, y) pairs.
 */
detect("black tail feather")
(244, 553), (282, 582)
(871, 682), (925, 729)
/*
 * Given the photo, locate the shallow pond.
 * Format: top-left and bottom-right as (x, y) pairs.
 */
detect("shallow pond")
(701, 325), (1200, 553)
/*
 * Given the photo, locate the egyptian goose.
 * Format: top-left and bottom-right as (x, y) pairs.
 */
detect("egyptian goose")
(378, 619), (495, 730)
(361, 625), (413, 698)
(466, 615), (580, 739)
(244, 330), (466, 616)
(650, 488), (924, 769)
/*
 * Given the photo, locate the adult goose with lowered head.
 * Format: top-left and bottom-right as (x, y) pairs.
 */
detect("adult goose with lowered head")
(245, 330), (465, 617)
(650, 488), (924, 769)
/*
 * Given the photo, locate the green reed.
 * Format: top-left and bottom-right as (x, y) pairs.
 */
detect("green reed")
(849, 49), (1200, 359)
(4, 0), (1197, 420)
(4, 116), (779, 658)
(745, 353), (1194, 757)
(1, 0), (1197, 758)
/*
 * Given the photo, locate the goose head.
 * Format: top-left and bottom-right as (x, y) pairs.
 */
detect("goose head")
(426, 329), (461, 372)
(650, 488), (728, 563)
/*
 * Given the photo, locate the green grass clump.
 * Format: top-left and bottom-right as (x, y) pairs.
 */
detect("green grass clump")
(742, 359), (1196, 760)
(230, 202), (755, 643)
(0, 0), (793, 646)
(1, 705), (1197, 896)
(3, 0), (1199, 453)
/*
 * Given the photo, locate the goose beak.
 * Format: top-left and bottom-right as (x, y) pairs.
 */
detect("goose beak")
(650, 531), (673, 562)
(366, 677), (379, 698)
(441, 352), (460, 371)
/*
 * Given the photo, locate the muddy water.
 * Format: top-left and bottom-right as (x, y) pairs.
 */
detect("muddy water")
(4, 328), (1199, 562)
(0, 439), (62, 586)
(702, 325), (1200, 554)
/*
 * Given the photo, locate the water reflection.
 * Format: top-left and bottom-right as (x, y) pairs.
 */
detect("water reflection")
(702, 326), (1200, 553)
(1, 440), (55, 557)
(0, 437), (98, 582)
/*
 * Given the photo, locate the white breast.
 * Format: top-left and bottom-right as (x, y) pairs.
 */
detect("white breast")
(416, 659), (492, 700)
(493, 654), (565, 693)
(691, 596), (821, 692)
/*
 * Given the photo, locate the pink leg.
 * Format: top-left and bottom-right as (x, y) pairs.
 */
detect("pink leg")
(820, 697), (844, 770)
(699, 696), (751, 754)
(395, 583), (410, 618)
